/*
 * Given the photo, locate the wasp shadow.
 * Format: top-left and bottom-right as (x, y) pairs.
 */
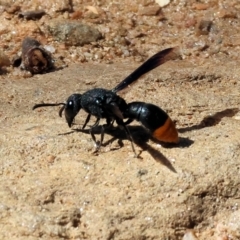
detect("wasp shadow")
(178, 108), (239, 133)
(151, 136), (193, 149)
(69, 124), (193, 173)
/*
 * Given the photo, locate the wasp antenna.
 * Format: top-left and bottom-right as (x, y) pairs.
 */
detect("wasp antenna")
(59, 104), (66, 117)
(32, 102), (65, 110)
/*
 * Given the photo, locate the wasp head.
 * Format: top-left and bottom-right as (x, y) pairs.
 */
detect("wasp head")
(33, 93), (82, 128)
(63, 94), (82, 127)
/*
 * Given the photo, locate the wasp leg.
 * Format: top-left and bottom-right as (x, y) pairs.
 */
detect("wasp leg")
(82, 114), (92, 130)
(123, 125), (138, 157)
(123, 118), (133, 126)
(89, 118), (100, 149)
(90, 118), (113, 152)
(116, 119), (137, 157)
(98, 118), (114, 150)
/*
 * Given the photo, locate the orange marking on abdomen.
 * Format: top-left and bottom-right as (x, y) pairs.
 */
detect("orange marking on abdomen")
(153, 117), (179, 143)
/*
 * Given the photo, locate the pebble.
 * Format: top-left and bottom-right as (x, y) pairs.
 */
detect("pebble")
(138, 5), (161, 16)
(192, 3), (209, 10)
(196, 20), (213, 36)
(43, 45), (56, 54)
(94, 52), (103, 60)
(183, 230), (198, 240)
(185, 17), (197, 28)
(216, 8), (237, 19)
(46, 155), (56, 164)
(155, 0), (171, 7)
(47, 20), (102, 46)
(18, 10), (46, 20)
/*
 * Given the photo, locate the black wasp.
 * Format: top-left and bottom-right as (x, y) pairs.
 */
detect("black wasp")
(33, 48), (179, 156)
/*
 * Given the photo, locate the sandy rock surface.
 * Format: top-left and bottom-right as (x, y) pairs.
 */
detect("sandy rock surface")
(0, 0), (240, 239)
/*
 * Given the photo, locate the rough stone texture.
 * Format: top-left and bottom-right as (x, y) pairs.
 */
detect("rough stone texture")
(47, 20), (102, 46)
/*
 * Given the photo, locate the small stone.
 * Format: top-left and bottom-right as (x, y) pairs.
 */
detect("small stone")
(71, 10), (83, 20)
(94, 52), (103, 60)
(192, 3), (209, 10)
(216, 8), (237, 19)
(137, 169), (148, 177)
(85, 6), (99, 15)
(47, 20), (102, 46)
(22, 71), (33, 78)
(46, 155), (56, 164)
(195, 20), (213, 36)
(138, 5), (161, 16)
(63, 11), (69, 19)
(183, 230), (198, 240)
(18, 10), (46, 20)
(185, 17), (197, 28)
(155, 0), (171, 7)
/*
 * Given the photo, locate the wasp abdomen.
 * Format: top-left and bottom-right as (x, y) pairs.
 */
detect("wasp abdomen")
(125, 102), (179, 143)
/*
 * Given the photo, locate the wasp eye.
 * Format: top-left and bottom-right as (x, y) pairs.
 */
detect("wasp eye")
(68, 100), (73, 107)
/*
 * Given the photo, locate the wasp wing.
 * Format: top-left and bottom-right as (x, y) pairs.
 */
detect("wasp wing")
(109, 102), (124, 119)
(112, 47), (179, 93)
